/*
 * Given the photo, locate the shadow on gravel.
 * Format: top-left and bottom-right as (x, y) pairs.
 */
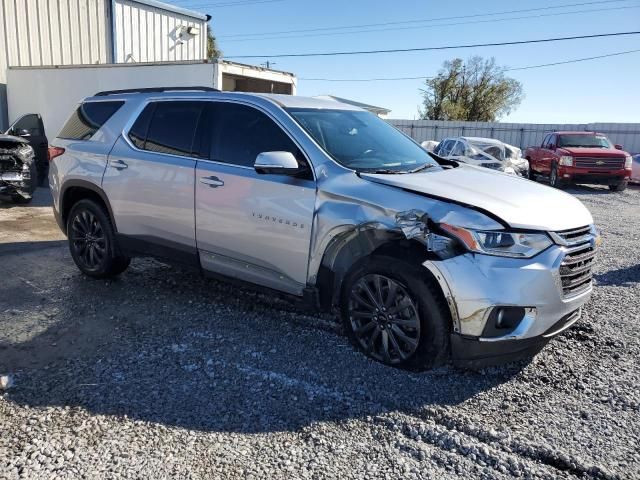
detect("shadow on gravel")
(1, 253), (529, 434)
(0, 240), (66, 256)
(595, 264), (640, 286)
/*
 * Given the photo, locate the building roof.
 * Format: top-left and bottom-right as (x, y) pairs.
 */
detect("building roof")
(314, 95), (391, 115)
(128, 0), (209, 21)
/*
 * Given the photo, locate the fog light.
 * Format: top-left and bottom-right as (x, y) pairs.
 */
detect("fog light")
(482, 306), (527, 338)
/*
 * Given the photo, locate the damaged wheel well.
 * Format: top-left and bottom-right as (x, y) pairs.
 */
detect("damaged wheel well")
(315, 231), (451, 328)
(61, 184), (115, 234)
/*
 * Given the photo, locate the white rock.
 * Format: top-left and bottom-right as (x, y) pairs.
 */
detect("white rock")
(0, 374), (14, 390)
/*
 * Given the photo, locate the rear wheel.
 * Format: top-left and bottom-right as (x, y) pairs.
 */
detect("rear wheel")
(66, 199), (130, 278)
(609, 181), (628, 192)
(340, 256), (450, 370)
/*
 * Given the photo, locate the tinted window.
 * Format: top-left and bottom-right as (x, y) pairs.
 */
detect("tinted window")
(144, 102), (203, 156)
(12, 114), (43, 135)
(211, 103), (299, 167)
(58, 101), (124, 140)
(541, 134), (551, 148)
(557, 134), (612, 149)
(548, 135), (557, 148)
(128, 104), (155, 149)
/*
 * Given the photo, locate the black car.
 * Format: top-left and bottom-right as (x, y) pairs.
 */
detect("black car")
(0, 134), (38, 204)
(4, 113), (49, 186)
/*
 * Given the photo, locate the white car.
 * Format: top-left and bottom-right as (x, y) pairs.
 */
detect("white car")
(435, 136), (529, 177)
(632, 154), (640, 183)
(420, 140), (439, 152)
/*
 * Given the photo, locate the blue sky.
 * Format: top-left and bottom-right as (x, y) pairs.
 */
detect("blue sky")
(173, 0), (640, 122)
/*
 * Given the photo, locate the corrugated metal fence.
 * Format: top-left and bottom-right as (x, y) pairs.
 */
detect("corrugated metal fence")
(389, 120), (640, 154)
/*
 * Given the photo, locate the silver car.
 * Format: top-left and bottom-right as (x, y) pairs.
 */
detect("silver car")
(49, 88), (599, 369)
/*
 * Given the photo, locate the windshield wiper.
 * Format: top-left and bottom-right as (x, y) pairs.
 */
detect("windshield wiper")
(407, 163), (438, 174)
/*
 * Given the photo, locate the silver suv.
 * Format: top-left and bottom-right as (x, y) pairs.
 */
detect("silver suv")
(49, 88), (599, 369)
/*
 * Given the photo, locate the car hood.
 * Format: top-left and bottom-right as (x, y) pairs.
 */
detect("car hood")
(360, 165), (593, 231)
(560, 146), (627, 157)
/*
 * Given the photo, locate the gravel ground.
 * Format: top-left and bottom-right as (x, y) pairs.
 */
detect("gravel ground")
(0, 186), (639, 479)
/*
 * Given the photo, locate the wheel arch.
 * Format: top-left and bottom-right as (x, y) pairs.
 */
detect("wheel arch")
(60, 180), (117, 234)
(314, 229), (452, 327)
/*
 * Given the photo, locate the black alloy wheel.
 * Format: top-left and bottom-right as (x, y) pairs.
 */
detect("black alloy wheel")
(70, 209), (107, 271)
(348, 274), (421, 365)
(341, 256), (450, 370)
(66, 199), (130, 278)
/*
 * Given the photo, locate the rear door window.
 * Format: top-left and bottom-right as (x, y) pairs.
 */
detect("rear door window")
(58, 101), (124, 140)
(143, 101), (204, 156)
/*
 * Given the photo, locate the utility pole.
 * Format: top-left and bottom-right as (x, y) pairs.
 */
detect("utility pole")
(261, 61), (276, 69)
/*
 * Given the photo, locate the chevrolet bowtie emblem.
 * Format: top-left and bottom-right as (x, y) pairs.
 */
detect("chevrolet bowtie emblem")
(596, 160), (605, 165)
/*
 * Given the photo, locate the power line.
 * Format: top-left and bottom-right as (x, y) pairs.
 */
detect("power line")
(217, 0), (631, 38)
(224, 31), (640, 59)
(220, 5), (640, 43)
(299, 49), (640, 81)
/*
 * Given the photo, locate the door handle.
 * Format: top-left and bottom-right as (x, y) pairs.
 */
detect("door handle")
(110, 159), (128, 170)
(200, 176), (224, 188)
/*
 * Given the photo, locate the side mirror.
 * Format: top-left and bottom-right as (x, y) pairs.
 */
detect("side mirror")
(614, 144), (623, 150)
(254, 151), (301, 175)
(16, 128), (31, 137)
(548, 144), (556, 150)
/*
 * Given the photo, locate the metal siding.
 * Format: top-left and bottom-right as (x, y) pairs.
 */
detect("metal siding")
(0, 0), (111, 129)
(113, 0), (206, 64)
(388, 120), (640, 153)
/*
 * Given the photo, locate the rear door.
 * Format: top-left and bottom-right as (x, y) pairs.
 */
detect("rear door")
(102, 100), (203, 263)
(541, 134), (557, 174)
(7, 113), (48, 184)
(194, 101), (316, 295)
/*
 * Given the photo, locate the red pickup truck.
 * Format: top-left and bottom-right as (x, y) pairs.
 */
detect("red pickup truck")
(525, 131), (632, 191)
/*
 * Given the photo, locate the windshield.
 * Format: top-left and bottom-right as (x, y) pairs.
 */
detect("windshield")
(287, 108), (440, 173)
(558, 134), (612, 149)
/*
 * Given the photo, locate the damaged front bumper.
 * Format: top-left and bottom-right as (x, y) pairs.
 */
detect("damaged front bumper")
(423, 246), (591, 367)
(0, 143), (36, 201)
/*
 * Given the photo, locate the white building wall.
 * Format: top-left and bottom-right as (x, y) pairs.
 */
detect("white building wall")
(113, 0), (207, 64)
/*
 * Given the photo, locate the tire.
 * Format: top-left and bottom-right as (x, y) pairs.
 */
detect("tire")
(549, 164), (564, 189)
(66, 199), (131, 278)
(609, 181), (628, 192)
(340, 256), (450, 370)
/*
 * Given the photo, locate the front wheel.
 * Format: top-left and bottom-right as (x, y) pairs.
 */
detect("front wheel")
(609, 181), (628, 192)
(549, 165), (564, 189)
(66, 199), (130, 278)
(340, 256), (450, 370)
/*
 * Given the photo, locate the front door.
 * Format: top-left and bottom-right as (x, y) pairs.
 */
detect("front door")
(194, 101), (316, 295)
(102, 101), (203, 263)
(7, 114), (48, 185)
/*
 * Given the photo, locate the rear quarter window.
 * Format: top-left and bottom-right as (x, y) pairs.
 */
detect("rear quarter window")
(58, 101), (124, 140)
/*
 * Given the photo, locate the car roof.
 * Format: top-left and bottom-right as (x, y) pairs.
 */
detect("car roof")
(83, 90), (363, 112)
(460, 136), (505, 145)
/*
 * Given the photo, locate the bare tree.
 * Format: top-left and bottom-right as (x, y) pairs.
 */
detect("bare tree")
(420, 57), (523, 121)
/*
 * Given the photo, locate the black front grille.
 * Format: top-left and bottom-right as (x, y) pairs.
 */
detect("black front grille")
(574, 157), (624, 169)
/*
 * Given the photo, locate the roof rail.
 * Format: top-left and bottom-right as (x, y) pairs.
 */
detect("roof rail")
(94, 86), (220, 96)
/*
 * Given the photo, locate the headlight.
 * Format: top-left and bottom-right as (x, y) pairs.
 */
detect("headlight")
(440, 224), (553, 258)
(559, 156), (573, 167)
(625, 155), (632, 169)
(16, 144), (35, 163)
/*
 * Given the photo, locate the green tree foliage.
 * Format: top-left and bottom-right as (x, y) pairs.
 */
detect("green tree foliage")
(207, 25), (222, 60)
(420, 57), (524, 121)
